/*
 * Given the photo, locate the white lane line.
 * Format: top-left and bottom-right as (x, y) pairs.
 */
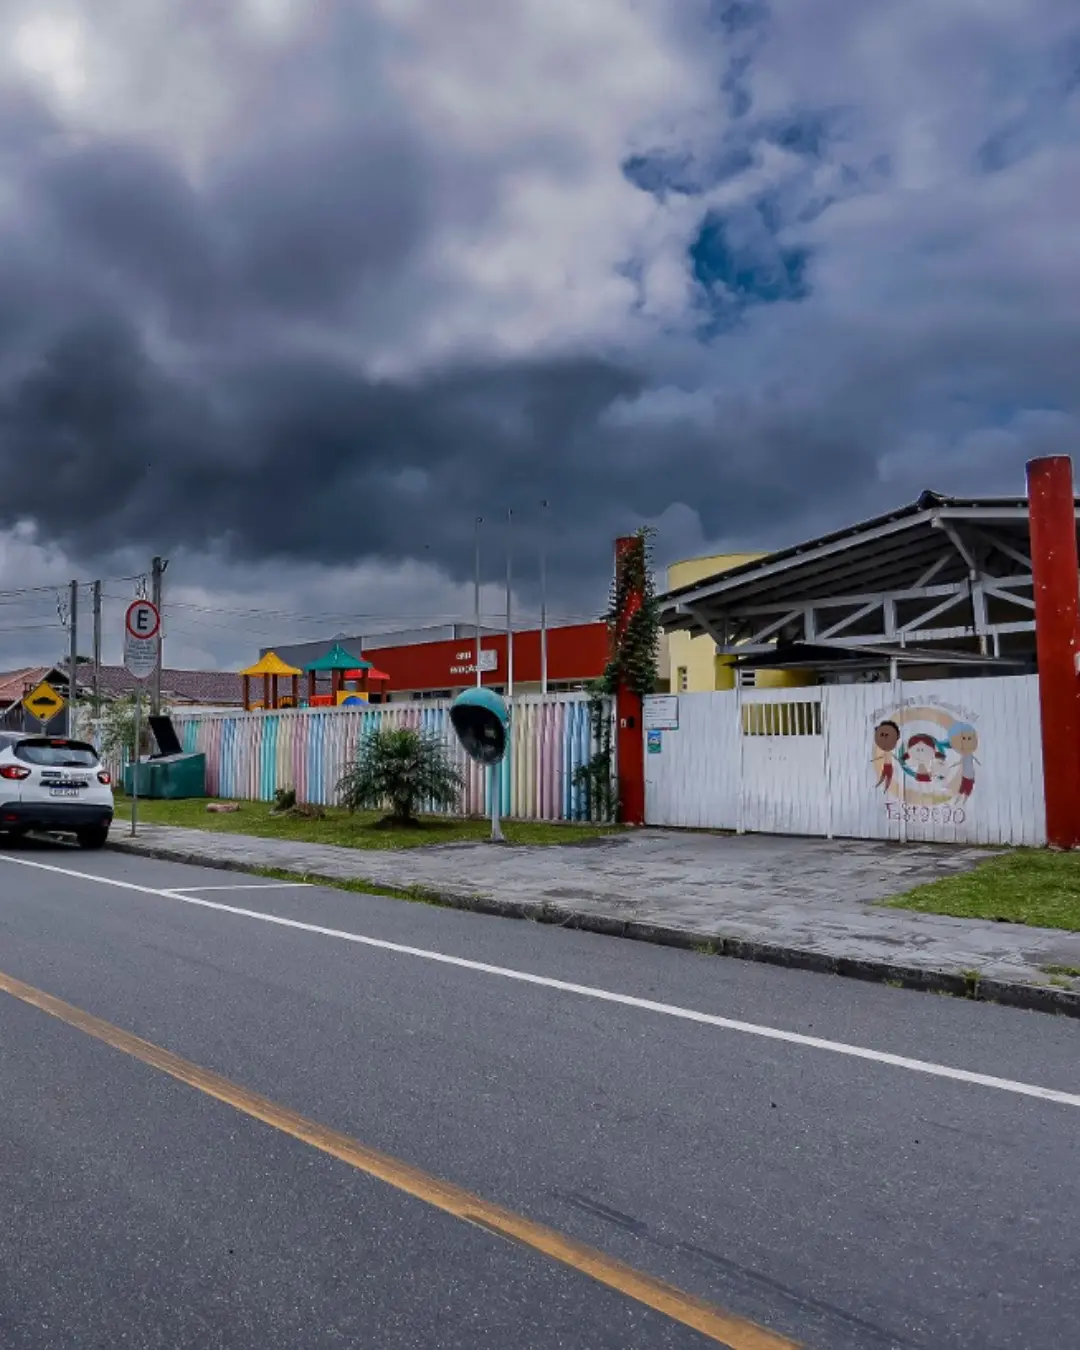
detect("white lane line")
(170, 883), (311, 893)
(3, 852), (1079, 1110)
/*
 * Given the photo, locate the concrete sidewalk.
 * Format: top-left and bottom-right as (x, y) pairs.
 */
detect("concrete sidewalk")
(113, 825), (1080, 1015)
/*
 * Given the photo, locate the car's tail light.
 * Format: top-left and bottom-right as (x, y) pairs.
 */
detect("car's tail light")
(97, 771), (112, 786)
(0, 765), (31, 781)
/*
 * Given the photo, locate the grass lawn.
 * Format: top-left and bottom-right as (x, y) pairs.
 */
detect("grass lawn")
(118, 794), (621, 851)
(889, 849), (1080, 933)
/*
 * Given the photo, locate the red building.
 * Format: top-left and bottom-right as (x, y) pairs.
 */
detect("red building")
(372, 622), (608, 700)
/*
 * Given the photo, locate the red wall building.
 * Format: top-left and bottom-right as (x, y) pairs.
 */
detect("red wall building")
(373, 622), (608, 699)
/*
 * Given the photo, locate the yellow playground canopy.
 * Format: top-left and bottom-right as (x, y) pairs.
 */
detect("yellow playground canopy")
(240, 651), (301, 711)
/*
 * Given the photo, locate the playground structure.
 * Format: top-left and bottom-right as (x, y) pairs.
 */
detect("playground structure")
(303, 643), (363, 706)
(240, 652), (301, 712)
(303, 643), (391, 706)
(241, 647), (390, 711)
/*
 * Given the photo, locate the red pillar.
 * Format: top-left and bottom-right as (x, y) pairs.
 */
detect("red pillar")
(1028, 455), (1080, 848)
(613, 535), (646, 825)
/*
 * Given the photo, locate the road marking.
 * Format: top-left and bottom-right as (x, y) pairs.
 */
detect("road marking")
(0, 968), (796, 1350)
(170, 882), (311, 893)
(3, 853), (1080, 1110)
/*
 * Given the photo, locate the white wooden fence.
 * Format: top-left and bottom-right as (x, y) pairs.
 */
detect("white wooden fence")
(644, 675), (1045, 846)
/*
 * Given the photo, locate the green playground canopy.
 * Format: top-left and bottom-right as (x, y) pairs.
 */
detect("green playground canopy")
(302, 643), (369, 674)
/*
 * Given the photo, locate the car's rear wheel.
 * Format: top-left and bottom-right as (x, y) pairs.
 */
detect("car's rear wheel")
(76, 825), (110, 851)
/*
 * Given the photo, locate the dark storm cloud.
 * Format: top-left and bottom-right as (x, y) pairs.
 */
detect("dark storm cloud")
(3, 0), (1079, 624)
(0, 68), (882, 595)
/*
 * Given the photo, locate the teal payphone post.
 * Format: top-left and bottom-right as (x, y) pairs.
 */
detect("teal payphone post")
(449, 687), (510, 841)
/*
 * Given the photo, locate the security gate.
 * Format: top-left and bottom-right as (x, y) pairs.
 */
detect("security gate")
(643, 677), (1046, 846)
(738, 690), (827, 835)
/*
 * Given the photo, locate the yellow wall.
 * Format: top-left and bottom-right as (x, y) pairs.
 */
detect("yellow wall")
(667, 554), (759, 693)
(666, 552), (814, 691)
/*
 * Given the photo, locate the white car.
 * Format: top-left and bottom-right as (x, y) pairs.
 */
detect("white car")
(0, 732), (114, 849)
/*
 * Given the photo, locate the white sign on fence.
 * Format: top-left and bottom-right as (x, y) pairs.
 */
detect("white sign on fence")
(643, 695), (679, 731)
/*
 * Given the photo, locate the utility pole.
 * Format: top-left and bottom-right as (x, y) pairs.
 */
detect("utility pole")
(150, 556), (166, 716)
(92, 580), (102, 721)
(68, 579), (78, 737)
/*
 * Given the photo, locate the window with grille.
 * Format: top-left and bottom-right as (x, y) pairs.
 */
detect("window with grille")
(740, 700), (823, 736)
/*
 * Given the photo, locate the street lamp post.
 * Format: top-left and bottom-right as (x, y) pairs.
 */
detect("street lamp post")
(539, 499), (550, 695)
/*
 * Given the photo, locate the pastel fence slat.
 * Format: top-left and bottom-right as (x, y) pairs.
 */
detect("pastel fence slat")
(171, 693), (613, 823)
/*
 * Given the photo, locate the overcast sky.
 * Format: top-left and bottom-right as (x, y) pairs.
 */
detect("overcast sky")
(1, 0), (1077, 669)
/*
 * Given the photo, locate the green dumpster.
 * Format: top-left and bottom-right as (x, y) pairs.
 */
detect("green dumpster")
(124, 753), (206, 800)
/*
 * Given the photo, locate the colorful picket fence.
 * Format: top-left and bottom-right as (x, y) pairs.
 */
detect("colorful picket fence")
(172, 693), (613, 822)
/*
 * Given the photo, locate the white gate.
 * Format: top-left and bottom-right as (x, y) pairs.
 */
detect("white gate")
(643, 675), (1045, 846)
(739, 689), (827, 835)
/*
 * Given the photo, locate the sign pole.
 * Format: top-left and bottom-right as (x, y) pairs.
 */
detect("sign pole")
(123, 598), (161, 837)
(489, 763), (504, 842)
(131, 688), (141, 837)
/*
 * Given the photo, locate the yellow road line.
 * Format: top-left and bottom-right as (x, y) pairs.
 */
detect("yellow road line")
(0, 968), (799, 1349)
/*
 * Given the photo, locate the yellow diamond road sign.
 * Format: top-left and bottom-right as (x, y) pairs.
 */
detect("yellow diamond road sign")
(23, 680), (66, 724)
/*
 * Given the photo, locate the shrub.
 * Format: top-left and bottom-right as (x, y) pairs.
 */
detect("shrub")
(337, 726), (462, 826)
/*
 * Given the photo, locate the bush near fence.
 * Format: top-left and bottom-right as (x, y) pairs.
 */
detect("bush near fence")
(171, 693), (615, 823)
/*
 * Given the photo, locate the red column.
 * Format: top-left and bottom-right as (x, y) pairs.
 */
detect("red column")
(1027, 455), (1080, 848)
(613, 535), (646, 825)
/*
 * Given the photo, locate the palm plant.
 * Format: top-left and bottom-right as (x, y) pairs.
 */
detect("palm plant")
(336, 726), (463, 826)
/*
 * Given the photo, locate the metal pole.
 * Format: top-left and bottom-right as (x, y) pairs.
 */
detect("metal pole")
(92, 580), (102, 720)
(539, 499), (549, 695)
(151, 556), (165, 716)
(474, 517), (483, 687)
(130, 687), (141, 836)
(68, 579), (78, 737)
(489, 762), (505, 842)
(505, 508), (514, 699)
(1028, 455), (1080, 847)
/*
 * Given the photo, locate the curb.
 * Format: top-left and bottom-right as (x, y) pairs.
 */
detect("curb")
(111, 838), (1080, 1020)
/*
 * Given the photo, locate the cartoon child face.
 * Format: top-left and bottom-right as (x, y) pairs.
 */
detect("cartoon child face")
(951, 726), (978, 755)
(874, 720), (900, 753)
(907, 737), (936, 771)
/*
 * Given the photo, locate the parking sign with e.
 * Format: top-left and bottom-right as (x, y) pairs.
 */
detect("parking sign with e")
(126, 600), (160, 641)
(124, 599), (161, 680)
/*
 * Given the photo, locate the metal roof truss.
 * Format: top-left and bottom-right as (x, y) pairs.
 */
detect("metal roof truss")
(674, 518), (1037, 657)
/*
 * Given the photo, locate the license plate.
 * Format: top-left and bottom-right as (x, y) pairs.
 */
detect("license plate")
(49, 787), (81, 798)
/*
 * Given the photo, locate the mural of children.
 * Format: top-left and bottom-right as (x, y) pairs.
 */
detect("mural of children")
(949, 722), (979, 799)
(903, 733), (945, 784)
(873, 720), (901, 791)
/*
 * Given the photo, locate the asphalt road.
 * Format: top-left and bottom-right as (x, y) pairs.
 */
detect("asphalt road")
(1, 841), (1078, 1349)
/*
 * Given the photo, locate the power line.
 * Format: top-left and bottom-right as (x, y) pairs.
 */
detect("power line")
(0, 620), (64, 634)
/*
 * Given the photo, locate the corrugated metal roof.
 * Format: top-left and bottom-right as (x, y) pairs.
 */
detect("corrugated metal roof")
(659, 492), (1056, 630)
(727, 641), (1025, 670)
